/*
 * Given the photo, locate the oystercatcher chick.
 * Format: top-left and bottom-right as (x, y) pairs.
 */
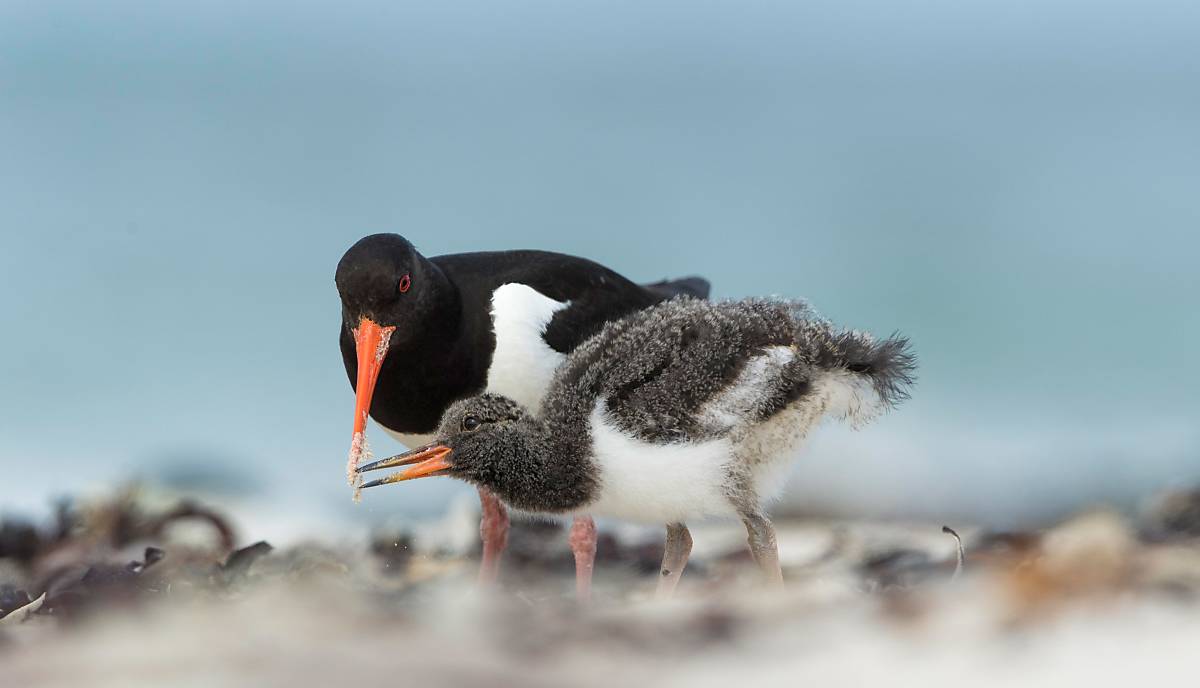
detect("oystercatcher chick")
(336, 234), (709, 595)
(356, 297), (916, 597)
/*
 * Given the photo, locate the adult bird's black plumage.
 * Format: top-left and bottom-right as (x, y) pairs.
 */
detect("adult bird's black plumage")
(335, 233), (710, 594)
(336, 234), (709, 435)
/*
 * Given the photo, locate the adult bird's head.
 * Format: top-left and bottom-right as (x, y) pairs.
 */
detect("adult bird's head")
(335, 234), (444, 456)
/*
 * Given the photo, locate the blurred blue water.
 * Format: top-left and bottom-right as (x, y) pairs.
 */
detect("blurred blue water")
(2, 1), (1198, 531)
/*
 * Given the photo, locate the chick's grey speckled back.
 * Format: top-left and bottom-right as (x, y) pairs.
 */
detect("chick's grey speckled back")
(540, 298), (915, 445)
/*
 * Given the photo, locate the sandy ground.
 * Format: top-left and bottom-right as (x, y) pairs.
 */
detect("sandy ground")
(2, 488), (1199, 687)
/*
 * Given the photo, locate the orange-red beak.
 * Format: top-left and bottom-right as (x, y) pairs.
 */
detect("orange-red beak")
(356, 444), (454, 489)
(346, 317), (396, 484)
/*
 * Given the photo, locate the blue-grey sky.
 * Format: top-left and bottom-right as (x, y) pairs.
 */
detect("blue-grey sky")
(2, 1), (1198, 531)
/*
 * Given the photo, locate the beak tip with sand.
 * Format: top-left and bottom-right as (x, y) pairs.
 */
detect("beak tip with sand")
(346, 317), (397, 490)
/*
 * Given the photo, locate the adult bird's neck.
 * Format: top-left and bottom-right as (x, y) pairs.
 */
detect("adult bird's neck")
(401, 257), (462, 346)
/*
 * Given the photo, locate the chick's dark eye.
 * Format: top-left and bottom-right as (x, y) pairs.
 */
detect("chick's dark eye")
(398, 274), (412, 293)
(462, 415), (480, 431)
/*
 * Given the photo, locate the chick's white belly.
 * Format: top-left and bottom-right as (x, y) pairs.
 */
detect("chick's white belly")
(583, 406), (739, 524)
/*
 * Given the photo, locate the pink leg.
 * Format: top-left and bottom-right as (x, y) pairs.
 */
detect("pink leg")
(477, 487), (509, 586)
(568, 515), (598, 602)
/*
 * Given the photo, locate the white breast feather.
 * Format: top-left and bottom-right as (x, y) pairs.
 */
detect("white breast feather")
(585, 403), (737, 524)
(380, 427), (435, 450)
(376, 284), (567, 451)
(485, 283), (570, 412)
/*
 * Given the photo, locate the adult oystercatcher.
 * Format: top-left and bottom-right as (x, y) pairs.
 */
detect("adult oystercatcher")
(335, 233), (709, 592)
(356, 297), (915, 597)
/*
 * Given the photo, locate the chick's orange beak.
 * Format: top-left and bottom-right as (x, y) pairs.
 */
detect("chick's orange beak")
(356, 444), (454, 489)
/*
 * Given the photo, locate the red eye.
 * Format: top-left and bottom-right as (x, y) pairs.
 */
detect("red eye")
(398, 274), (411, 293)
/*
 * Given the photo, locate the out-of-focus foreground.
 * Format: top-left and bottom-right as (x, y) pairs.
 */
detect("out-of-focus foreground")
(3, 488), (1198, 686)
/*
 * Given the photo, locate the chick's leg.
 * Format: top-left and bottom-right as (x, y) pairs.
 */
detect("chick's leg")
(741, 511), (784, 588)
(656, 522), (693, 599)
